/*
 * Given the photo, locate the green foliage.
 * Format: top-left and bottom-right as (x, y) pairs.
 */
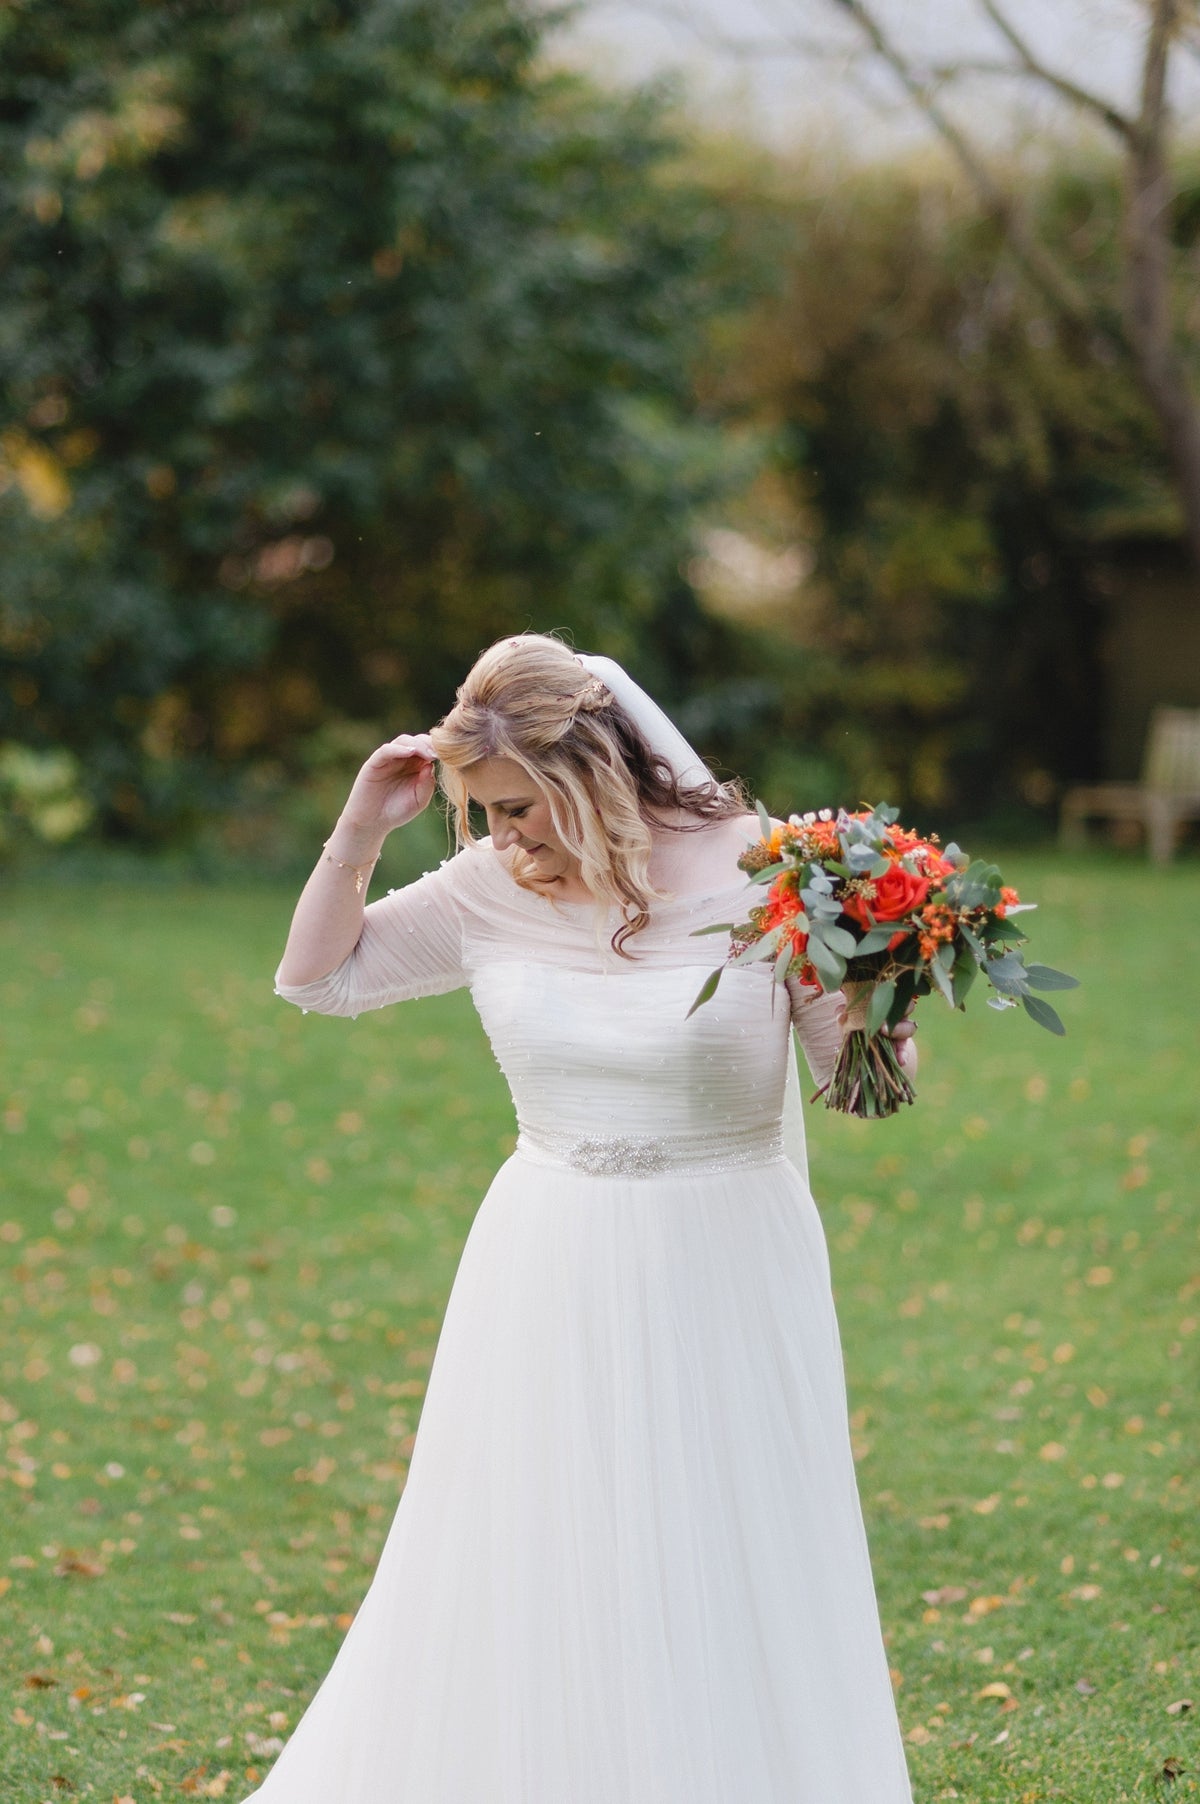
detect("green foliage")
(0, 0), (738, 842)
(709, 147), (1196, 826)
(0, 743), (93, 852)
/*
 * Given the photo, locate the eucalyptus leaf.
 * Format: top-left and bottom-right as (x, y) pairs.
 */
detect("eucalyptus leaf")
(929, 954), (955, 1006)
(756, 798), (773, 840)
(802, 894), (844, 921)
(866, 980), (896, 1038)
(1023, 963), (1080, 992)
(854, 925), (900, 956)
(844, 844), (879, 874)
(806, 936), (846, 991)
(959, 920), (984, 962)
(951, 953), (978, 1009)
(981, 917), (1026, 945)
(686, 967), (722, 1017)
(749, 861), (789, 885)
(821, 924), (859, 959)
(730, 931), (786, 968)
(984, 951), (1028, 995)
(889, 968), (918, 1026)
(1022, 992), (1066, 1035)
(690, 920), (738, 937)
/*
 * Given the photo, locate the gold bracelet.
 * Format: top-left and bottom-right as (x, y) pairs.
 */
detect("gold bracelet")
(322, 840), (381, 896)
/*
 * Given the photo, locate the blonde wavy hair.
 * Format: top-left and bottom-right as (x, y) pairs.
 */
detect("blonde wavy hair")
(429, 633), (747, 955)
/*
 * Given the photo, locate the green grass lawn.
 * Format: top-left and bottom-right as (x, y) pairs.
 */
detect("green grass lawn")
(1, 855), (1196, 1803)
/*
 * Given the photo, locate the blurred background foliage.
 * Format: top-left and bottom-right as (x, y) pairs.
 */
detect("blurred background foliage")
(2, 0), (1197, 869)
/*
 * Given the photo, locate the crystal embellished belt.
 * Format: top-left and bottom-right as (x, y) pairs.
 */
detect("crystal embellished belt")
(514, 1125), (785, 1180)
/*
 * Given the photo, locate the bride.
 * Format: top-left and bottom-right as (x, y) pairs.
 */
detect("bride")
(251, 632), (916, 1803)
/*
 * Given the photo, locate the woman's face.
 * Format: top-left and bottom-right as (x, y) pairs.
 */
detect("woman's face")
(462, 757), (578, 883)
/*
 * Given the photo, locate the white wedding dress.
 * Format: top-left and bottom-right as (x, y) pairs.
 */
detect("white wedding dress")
(255, 832), (914, 1804)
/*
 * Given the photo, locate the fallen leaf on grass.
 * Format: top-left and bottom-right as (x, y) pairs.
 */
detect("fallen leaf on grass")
(243, 1732), (283, 1758)
(922, 1586), (968, 1605)
(1161, 1757), (1185, 1781)
(54, 1551), (105, 1578)
(180, 1770), (233, 1799)
(1074, 1678), (1097, 1695)
(25, 1671), (58, 1688)
(1166, 1700), (1193, 1716)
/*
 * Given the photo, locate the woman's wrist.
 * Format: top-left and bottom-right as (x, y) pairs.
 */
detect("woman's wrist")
(324, 814), (390, 864)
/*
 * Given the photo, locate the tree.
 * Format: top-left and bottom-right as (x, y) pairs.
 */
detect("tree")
(625, 0), (1200, 573)
(827, 0), (1200, 572)
(693, 148), (1161, 821)
(0, 0), (740, 842)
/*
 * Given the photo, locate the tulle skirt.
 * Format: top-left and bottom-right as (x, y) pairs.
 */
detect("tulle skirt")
(242, 1152), (913, 1803)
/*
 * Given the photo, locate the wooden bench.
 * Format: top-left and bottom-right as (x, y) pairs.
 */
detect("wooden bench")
(1060, 706), (1200, 863)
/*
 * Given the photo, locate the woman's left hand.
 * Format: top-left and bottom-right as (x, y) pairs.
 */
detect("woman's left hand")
(886, 1016), (918, 1076)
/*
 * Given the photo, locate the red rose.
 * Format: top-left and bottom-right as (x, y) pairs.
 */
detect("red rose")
(843, 866), (930, 931)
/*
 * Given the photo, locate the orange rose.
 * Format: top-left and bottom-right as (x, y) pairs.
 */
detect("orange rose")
(842, 865), (931, 931)
(762, 875), (809, 958)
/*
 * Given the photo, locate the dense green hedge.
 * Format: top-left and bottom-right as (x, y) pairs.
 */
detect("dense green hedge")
(0, 0), (746, 854)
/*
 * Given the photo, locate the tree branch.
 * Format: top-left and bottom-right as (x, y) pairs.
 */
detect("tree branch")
(1122, 0), (1200, 565)
(975, 0), (1134, 141)
(572, 0), (832, 63)
(824, 0), (1119, 351)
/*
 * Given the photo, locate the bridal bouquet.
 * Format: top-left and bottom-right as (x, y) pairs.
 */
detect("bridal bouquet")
(690, 802), (1078, 1118)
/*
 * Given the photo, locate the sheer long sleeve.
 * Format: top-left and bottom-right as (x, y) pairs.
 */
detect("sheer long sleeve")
(787, 983), (844, 1091)
(274, 852), (474, 1017)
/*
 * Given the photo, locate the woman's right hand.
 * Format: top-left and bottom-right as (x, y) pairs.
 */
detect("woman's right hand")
(339, 732), (438, 839)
